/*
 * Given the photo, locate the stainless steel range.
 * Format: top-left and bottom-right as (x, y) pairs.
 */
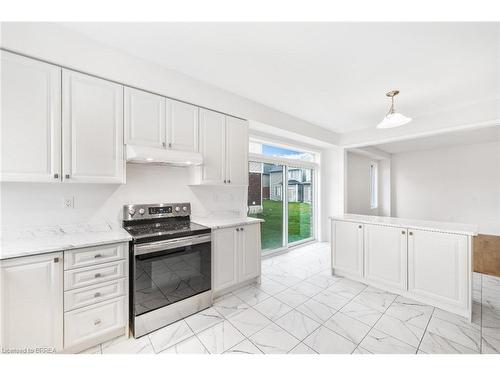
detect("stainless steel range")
(123, 203), (212, 338)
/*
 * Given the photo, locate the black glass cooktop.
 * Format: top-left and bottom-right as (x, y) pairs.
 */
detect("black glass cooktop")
(123, 217), (210, 244)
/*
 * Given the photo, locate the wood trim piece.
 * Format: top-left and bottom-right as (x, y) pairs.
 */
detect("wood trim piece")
(473, 234), (500, 277)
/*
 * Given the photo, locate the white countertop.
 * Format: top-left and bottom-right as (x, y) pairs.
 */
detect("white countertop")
(330, 214), (478, 236)
(0, 222), (132, 260)
(192, 216), (264, 230)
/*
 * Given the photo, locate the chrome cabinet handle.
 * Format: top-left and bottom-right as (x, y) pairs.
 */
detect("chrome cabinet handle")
(94, 254), (102, 258)
(402, 230), (406, 235)
(224, 180), (227, 184)
(162, 142), (166, 148)
(409, 232), (413, 236)
(65, 174), (70, 179)
(240, 227), (244, 231)
(53, 257), (59, 263)
(94, 273), (102, 278)
(54, 173), (59, 179)
(168, 142), (172, 148)
(358, 225), (362, 229)
(228, 180), (231, 184)
(94, 319), (101, 325)
(236, 228), (240, 232)
(94, 292), (101, 298)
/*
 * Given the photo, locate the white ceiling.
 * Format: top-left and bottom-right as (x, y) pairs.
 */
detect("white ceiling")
(373, 125), (500, 153)
(60, 22), (499, 134)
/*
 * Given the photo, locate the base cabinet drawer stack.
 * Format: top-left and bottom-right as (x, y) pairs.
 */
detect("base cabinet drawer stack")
(331, 219), (472, 319)
(63, 242), (128, 352)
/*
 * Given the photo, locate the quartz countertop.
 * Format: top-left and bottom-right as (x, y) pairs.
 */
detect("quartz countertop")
(0, 222), (132, 260)
(192, 216), (264, 230)
(330, 214), (478, 236)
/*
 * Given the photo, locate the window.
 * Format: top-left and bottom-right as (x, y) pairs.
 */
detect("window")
(249, 141), (316, 162)
(370, 163), (378, 209)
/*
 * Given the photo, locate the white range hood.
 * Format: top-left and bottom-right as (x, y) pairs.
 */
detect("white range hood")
(126, 145), (203, 167)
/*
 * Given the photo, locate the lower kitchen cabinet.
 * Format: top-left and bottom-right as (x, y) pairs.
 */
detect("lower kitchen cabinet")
(331, 220), (364, 278)
(408, 229), (469, 312)
(0, 252), (64, 352)
(213, 223), (261, 294)
(364, 224), (407, 291)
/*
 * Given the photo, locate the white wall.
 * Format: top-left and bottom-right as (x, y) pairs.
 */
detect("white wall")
(0, 164), (247, 229)
(391, 141), (500, 234)
(320, 146), (344, 241)
(345, 152), (379, 216)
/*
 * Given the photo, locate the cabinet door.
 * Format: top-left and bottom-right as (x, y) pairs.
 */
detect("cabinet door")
(125, 87), (166, 148)
(408, 229), (468, 311)
(238, 224), (261, 282)
(62, 70), (124, 183)
(1, 51), (62, 182)
(332, 221), (364, 278)
(199, 109), (226, 184)
(167, 99), (199, 152)
(213, 227), (238, 292)
(364, 224), (407, 291)
(225, 116), (249, 185)
(1, 252), (63, 352)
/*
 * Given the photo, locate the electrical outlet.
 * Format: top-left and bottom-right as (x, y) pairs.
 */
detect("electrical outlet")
(63, 197), (74, 209)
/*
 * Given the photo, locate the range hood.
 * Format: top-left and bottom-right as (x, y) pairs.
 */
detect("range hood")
(126, 145), (203, 167)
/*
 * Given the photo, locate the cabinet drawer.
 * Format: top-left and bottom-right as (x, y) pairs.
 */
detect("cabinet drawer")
(64, 296), (126, 348)
(64, 260), (126, 290)
(64, 278), (126, 312)
(64, 242), (126, 270)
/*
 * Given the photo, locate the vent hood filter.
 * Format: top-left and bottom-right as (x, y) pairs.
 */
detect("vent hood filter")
(126, 145), (203, 167)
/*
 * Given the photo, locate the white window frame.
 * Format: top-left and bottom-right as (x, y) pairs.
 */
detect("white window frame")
(370, 162), (378, 210)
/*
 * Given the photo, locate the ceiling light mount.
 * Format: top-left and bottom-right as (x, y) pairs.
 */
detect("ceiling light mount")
(377, 89), (412, 129)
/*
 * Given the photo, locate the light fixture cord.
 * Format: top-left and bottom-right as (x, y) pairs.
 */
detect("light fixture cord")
(387, 95), (395, 116)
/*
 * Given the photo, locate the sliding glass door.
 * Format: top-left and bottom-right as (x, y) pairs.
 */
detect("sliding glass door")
(248, 162), (314, 254)
(287, 167), (313, 244)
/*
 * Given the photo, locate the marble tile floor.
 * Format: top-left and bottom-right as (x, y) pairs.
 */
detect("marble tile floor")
(82, 242), (500, 354)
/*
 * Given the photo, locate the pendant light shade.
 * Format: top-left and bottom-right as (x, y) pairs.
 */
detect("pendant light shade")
(377, 90), (412, 129)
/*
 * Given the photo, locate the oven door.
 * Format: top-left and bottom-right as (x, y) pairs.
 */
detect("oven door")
(132, 234), (211, 318)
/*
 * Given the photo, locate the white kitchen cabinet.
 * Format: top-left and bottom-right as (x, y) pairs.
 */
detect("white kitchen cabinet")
(1, 51), (62, 182)
(364, 224), (407, 291)
(125, 87), (166, 149)
(213, 226), (239, 291)
(197, 108), (249, 185)
(332, 220), (364, 278)
(408, 229), (469, 313)
(225, 116), (249, 185)
(168, 99), (199, 152)
(213, 223), (261, 294)
(62, 70), (125, 183)
(238, 224), (261, 282)
(0, 252), (64, 352)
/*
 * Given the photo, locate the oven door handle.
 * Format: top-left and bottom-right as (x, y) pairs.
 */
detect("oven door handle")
(134, 234), (212, 256)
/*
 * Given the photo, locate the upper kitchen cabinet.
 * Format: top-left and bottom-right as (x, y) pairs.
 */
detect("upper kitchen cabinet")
(196, 108), (249, 185)
(1, 51), (62, 182)
(168, 100), (199, 152)
(225, 116), (249, 185)
(62, 70), (125, 183)
(125, 87), (166, 149)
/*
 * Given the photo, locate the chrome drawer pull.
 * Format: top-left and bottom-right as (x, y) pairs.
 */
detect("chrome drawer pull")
(94, 254), (102, 258)
(94, 319), (101, 325)
(94, 292), (101, 298)
(94, 273), (102, 278)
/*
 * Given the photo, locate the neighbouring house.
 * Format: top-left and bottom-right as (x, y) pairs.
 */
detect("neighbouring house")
(248, 163), (312, 213)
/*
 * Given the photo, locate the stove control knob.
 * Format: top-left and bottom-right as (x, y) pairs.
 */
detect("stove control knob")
(129, 208), (136, 216)
(139, 208), (145, 215)
(182, 206), (188, 212)
(175, 206), (181, 212)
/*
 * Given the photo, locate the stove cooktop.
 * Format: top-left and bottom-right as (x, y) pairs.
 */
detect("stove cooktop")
(123, 219), (211, 244)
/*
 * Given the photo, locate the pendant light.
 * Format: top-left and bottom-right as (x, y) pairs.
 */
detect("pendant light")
(376, 90), (412, 129)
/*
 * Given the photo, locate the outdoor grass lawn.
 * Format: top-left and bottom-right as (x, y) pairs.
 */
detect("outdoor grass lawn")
(249, 199), (312, 251)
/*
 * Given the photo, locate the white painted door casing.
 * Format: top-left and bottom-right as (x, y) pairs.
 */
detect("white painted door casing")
(62, 70), (125, 183)
(238, 224), (261, 282)
(167, 99), (199, 152)
(364, 224), (407, 291)
(1, 51), (62, 182)
(213, 226), (238, 292)
(408, 229), (469, 310)
(199, 109), (226, 184)
(225, 116), (249, 185)
(0, 252), (64, 351)
(124, 87), (166, 148)
(332, 220), (364, 278)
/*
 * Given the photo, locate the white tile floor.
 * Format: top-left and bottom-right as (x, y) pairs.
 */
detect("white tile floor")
(85, 242), (500, 354)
